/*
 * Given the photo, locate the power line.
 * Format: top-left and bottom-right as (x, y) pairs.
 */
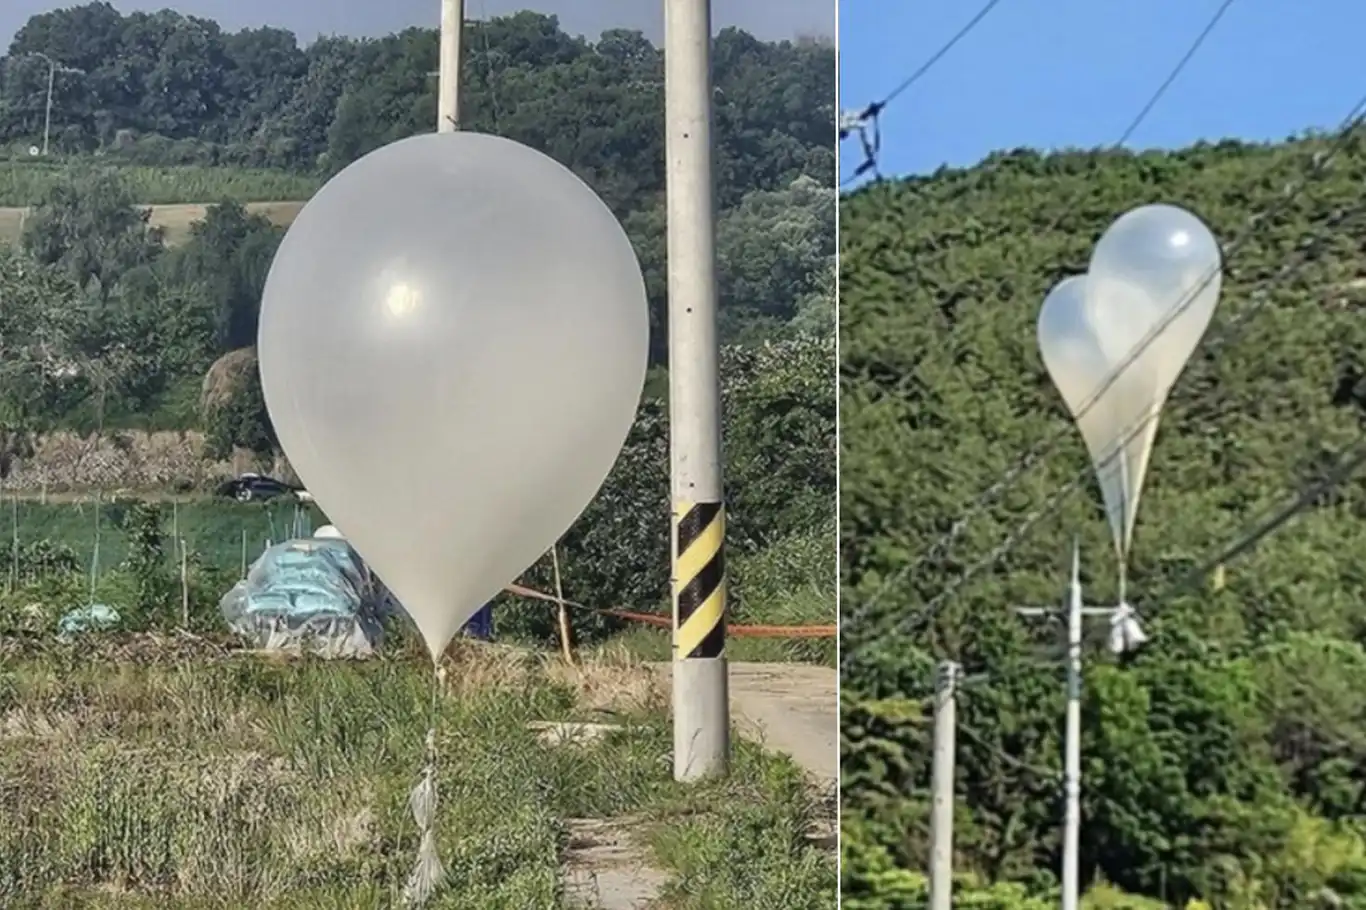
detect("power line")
(859, 309), (1366, 655)
(1152, 430), (1366, 605)
(476, 0), (503, 130)
(1111, 0), (1239, 150)
(958, 721), (1061, 782)
(860, 435), (1366, 832)
(842, 92), (1366, 644)
(840, 0), (1236, 184)
(839, 0), (1006, 182)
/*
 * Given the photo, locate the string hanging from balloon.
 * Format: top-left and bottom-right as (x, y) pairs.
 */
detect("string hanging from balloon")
(402, 663), (448, 906)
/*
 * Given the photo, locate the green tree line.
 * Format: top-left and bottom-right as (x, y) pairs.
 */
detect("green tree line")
(0, 6), (835, 356)
(840, 136), (1366, 908)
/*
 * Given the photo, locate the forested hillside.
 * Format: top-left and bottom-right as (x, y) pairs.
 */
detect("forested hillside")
(840, 135), (1366, 908)
(0, 5), (836, 635)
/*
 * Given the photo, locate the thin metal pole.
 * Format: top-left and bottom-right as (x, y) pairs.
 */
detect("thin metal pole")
(437, 0), (464, 131)
(42, 59), (55, 156)
(665, 0), (729, 782)
(1061, 541), (1083, 910)
(928, 660), (959, 910)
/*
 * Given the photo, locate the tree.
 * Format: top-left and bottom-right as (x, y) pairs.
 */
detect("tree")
(21, 168), (165, 293)
(159, 200), (282, 351)
(841, 137), (1366, 906)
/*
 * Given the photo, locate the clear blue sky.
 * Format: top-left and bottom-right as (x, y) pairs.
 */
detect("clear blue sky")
(839, 0), (1363, 183)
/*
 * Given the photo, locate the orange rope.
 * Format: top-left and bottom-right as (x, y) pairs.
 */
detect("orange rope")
(503, 582), (836, 639)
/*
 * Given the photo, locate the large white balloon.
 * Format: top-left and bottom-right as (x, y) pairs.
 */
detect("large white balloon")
(257, 132), (649, 660)
(1038, 204), (1220, 563)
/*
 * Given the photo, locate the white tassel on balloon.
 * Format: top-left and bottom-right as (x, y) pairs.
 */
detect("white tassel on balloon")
(403, 730), (445, 906)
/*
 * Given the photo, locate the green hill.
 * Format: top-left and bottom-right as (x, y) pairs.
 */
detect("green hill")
(840, 135), (1366, 908)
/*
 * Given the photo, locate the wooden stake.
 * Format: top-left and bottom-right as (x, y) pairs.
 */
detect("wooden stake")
(8, 490), (16, 594)
(180, 538), (190, 629)
(551, 544), (574, 664)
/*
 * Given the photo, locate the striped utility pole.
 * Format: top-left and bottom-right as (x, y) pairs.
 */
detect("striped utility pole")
(664, 0), (729, 782)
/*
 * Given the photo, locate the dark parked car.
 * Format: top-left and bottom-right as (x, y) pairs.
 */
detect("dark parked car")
(215, 473), (312, 503)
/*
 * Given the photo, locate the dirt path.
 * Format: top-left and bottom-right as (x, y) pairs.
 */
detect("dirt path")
(724, 661), (838, 784)
(563, 660), (837, 908)
(647, 661), (837, 783)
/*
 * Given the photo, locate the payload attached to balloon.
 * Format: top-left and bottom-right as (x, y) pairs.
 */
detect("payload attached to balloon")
(257, 131), (650, 661)
(1037, 203), (1222, 583)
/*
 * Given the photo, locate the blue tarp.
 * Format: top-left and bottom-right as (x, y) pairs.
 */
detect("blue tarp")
(219, 537), (387, 657)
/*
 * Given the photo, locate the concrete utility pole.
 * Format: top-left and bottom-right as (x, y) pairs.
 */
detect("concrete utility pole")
(928, 660), (959, 910)
(664, 0), (729, 782)
(437, 0), (464, 131)
(19, 52), (83, 156)
(1015, 541), (1147, 910)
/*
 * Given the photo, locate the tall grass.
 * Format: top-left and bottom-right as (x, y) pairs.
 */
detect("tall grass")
(0, 161), (319, 207)
(0, 639), (836, 907)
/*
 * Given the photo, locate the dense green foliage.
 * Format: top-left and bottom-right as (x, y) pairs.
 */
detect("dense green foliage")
(0, 8), (836, 634)
(840, 135), (1366, 908)
(0, 4), (835, 355)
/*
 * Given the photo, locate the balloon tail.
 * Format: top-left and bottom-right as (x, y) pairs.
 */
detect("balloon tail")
(402, 761), (443, 905)
(403, 677), (445, 906)
(1117, 558), (1128, 606)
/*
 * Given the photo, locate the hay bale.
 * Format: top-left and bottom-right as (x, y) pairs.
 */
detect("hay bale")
(202, 346), (257, 412)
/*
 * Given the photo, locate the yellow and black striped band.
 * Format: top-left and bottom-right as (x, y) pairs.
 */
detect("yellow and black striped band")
(672, 500), (725, 659)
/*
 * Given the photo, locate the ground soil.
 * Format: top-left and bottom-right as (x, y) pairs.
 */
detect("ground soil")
(563, 660), (837, 909)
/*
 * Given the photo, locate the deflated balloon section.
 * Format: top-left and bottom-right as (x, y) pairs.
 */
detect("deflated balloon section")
(256, 131), (649, 662)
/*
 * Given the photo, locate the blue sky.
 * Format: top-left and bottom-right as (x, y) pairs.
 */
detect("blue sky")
(839, 0), (1363, 183)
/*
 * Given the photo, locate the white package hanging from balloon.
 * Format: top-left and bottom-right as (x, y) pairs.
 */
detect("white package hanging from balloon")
(1038, 204), (1221, 572)
(257, 131), (650, 663)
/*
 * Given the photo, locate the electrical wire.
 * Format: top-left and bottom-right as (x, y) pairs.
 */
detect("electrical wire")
(958, 721), (1062, 782)
(880, 431), (1366, 817)
(1148, 429), (1366, 605)
(1110, 0), (1239, 151)
(839, 0), (1006, 182)
(840, 0), (1235, 183)
(476, 0), (503, 130)
(908, 433), (1366, 796)
(842, 91), (1366, 645)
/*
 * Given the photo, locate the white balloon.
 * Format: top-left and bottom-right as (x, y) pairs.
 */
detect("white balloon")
(1037, 204), (1221, 561)
(257, 132), (649, 661)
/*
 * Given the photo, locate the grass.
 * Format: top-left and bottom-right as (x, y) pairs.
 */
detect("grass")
(3, 498), (321, 581)
(0, 161), (320, 207)
(0, 633), (836, 908)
